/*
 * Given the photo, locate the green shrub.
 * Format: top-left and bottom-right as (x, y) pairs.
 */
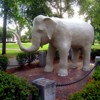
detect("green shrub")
(69, 81), (100, 100)
(93, 66), (100, 81)
(0, 56), (9, 71)
(69, 65), (100, 100)
(16, 52), (27, 67)
(91, 49), (100, 59)
(16, 52), (36, 67)
(0, 71), (39, 100)
(26, 52), (36, 65)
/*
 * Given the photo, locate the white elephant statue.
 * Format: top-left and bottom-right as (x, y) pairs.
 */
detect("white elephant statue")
(14, 15), (94, 77)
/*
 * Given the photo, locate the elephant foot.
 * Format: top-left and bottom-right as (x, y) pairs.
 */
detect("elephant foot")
(82, 66), (90, 71)
(71, 63), (77, 69)
(44, 66), (53, 72)
(58, 68), (68, 77)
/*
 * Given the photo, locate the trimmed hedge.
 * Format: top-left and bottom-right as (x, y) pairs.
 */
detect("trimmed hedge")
(0, 71), (39, 100)
(69, 66), (100, 100)
(0, 56), (9, 71)
(91, 49), (100, 59)
(93, 66), (100, 81)
(16, 52), (36, 67)
(69, 81), (100, 100)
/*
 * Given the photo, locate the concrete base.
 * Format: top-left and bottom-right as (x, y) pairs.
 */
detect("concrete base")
(95, 56), (100, 64)
(32, 78), (56, 100)
(39, 51), (47, 67)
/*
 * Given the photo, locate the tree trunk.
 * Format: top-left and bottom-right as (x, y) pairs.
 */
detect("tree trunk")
(2, 7), (8, 55)
(15, 21), (23, 38)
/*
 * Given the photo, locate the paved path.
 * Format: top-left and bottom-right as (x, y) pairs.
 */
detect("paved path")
(0, 48), (20, 69)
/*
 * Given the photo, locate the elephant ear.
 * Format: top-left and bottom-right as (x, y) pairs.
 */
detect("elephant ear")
(44, 18), (56, 40)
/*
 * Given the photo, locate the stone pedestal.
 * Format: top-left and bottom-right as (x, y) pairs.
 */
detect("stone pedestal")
(95, 56), (100, 64)
(32, 78), (56, 100)
(39, 51), (47, 67)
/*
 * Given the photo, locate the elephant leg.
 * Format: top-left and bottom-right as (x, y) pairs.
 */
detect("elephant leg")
(44, 44), (56, 72)
(58, 47), (70, 77)
(82, 45), (91, 71)
(71, 48), (79, 68)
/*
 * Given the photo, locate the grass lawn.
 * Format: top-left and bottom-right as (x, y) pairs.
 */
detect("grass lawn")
(1, 43), (99, 50)
(92, 43), (100, 50)
(0, 43), (100, 58)
(39, 44), (48, 50)
(1, 50), (22, 58)
(0, 43), (31, 49)
(0, 43), (48, 58)
(0, 43), (48, 50)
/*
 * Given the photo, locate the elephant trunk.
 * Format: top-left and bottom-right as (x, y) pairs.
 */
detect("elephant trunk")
(13, 32), (39, 52)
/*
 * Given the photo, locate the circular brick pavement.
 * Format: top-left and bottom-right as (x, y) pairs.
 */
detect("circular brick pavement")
(7, 59), (94, 100)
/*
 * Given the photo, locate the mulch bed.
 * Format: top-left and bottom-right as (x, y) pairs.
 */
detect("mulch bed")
(6, 59), (95, 100)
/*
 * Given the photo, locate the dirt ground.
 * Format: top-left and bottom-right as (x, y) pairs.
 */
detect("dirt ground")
(6, 59), (95, 100)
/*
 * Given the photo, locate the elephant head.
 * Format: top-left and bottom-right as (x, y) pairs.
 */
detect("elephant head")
(14, 15), (56, 52)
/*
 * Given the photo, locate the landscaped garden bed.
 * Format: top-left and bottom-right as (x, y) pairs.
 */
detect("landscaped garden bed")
(0, 43), (100, 100)
(0, 70), (39, 100)
(5, 58), (95, 100)
(69, 65), (100, 100)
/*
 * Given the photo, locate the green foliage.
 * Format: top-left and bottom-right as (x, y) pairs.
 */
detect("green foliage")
(0, 0), (18, 17)
(78, 0), (100, 41)
(0, 43), (31, 49)
(91, 49), (100, 59)
(95, 31), (100, 43)
(39, 44), (48, 51)
(0, 27), (13, 39)
(69, 65), (100, 100)
(48, 0), (75, 18)
(0, 71), (39, 100)
(21, 0), (52, 25)
(0, 0), (27, 25)
(0, 0), (52, 43)
(21, 35), (30, 43)
(0, 55), (9, 71)
(78, 0), (100, 27)
(69, 81), (100, 100)
(93, 66), (100, 81)
(16, 52), (36, 67)
(92, 43), (100, 50)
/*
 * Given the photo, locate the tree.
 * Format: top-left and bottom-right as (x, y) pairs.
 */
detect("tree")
(18, 0), (52, 40)
(48, 0), (75, 17)
(77, 0), (100, 42)
(21, 0), (52, 25)
(0, 27), (2, 41)
(0, 0), (51, 54)
(0, 0), (19, 54)
(0, 27), (13, 40)
(0, 0), (8, 54)
(78, 0), (100, 29)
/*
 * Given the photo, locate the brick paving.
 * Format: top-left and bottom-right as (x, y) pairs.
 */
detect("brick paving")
(8, 59), (94, 100)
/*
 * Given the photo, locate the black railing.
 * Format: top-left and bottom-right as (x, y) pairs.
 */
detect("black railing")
(8, 60), (100, 87)
(56, 61), (100, 87)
